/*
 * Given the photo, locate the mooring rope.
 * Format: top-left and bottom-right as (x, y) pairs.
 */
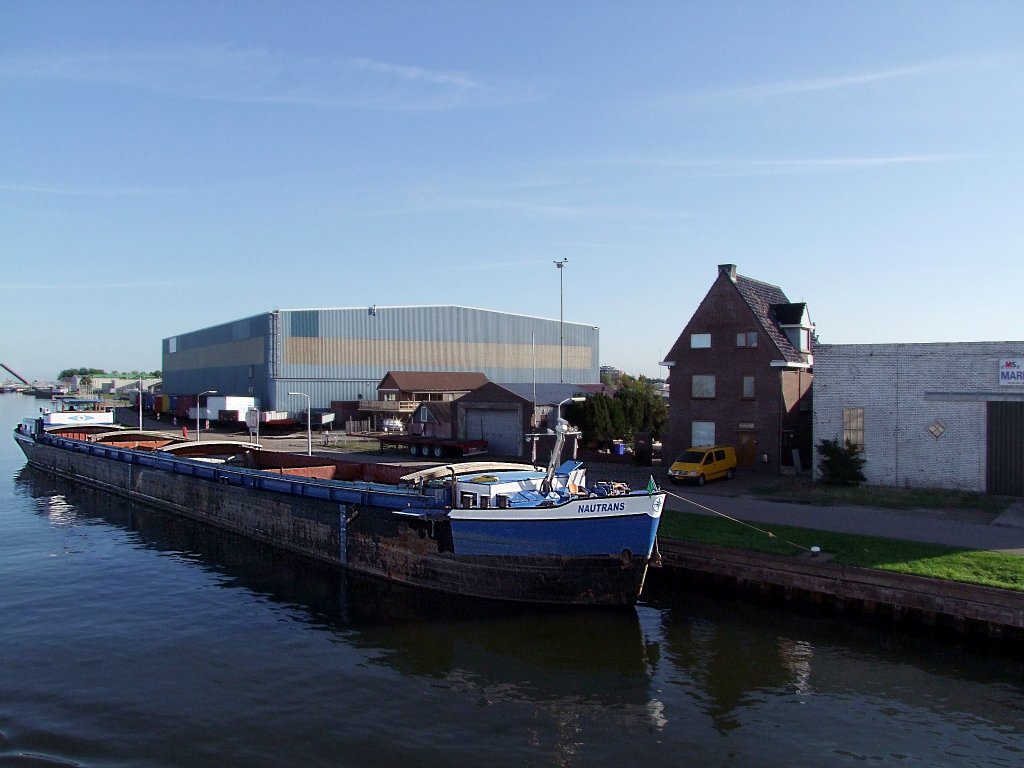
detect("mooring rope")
(662, 487), (814, 553)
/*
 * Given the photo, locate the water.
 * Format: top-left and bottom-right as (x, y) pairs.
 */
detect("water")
(2, 395), (1022, 767)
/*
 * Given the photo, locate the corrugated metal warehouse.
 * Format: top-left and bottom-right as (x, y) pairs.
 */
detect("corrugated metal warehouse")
(161, 305), (599, 411)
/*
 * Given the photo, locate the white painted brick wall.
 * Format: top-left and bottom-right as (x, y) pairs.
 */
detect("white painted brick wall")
(813, 342), (1024, 491)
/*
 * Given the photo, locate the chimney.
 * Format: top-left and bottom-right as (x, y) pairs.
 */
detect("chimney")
(718, 264), (737, 281)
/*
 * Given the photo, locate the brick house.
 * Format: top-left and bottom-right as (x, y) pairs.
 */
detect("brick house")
(662, 264), (814, 473)
(358, 371), (489, 430)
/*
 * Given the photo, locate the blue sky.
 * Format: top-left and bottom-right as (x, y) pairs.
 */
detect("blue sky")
(3, 1), (1022, 383)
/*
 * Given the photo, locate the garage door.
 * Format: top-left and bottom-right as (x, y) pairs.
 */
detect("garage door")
(987, 401), (1024, 496)
(463, 408), (521, 457)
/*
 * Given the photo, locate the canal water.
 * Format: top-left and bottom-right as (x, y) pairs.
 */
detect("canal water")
(1, 395), (1022, 767)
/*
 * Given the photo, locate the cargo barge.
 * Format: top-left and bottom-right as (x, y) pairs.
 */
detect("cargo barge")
(13, 417), (665, 605)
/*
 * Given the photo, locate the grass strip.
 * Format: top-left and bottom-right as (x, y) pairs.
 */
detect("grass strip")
(658, 509), (1024, 592)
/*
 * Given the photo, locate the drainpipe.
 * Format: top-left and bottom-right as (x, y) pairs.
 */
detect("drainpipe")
(778, 369), (784, 474)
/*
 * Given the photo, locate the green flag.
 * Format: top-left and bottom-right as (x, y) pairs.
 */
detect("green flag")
(646, 475), (657, 494)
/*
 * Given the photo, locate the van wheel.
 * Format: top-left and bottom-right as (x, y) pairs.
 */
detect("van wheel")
(697, 474), (705, 487)
(433, 445), (443, 458)
(726, 468), (734, 480)
(409, 445), (419, 456)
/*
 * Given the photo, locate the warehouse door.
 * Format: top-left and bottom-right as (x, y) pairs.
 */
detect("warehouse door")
(987, 401), (1024, 496)
(464, 408), (521, 457)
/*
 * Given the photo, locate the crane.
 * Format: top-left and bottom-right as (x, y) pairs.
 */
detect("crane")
(1, 362), (32, 386)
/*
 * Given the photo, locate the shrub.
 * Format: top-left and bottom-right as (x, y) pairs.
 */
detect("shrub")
(817, 438), (866, 486)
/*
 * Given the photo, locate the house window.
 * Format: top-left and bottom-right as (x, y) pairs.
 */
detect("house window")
(691, 375), (715, 398)
(742, 376), (755, 399)
(843, 407), (865, 452)
(736, 332), (758, 348)
(692, 421), (715, 446)
(690, 333), (711, 349)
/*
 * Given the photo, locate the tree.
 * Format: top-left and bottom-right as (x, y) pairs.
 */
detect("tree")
(567, 394), (624, 448)
(816, 438), (866, 486)
(613, 375), (669, 441)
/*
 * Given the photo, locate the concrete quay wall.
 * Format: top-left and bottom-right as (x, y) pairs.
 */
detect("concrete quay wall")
(655, 539), (1024, 642)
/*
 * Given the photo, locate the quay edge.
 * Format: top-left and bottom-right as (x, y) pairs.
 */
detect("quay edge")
(653, 540), (1024, 643)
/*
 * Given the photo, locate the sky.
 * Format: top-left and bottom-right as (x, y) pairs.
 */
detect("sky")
(3, 1), (1023, 383)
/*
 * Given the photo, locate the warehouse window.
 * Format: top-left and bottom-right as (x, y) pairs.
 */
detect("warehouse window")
(843, 407), (865, 452)
(742, 376), (755, 399)
(736, 332), (758, 348)
(692, 374), (715, 399)
(690, 333), (711, 348)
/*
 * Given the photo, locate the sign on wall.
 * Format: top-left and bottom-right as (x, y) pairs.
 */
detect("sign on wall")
(999, 359), (1024, 385)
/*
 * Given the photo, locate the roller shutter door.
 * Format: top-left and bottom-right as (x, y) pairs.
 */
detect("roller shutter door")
(987, 401), (1024, 496)
(464, 408), (521, 457)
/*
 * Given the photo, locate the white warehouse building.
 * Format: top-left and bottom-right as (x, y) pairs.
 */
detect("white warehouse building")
(812, 341), (1024, 496)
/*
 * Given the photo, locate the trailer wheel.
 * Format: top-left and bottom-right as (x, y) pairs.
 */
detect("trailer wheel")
(409, 444), (419, 456)
(432, 445), (443, 458)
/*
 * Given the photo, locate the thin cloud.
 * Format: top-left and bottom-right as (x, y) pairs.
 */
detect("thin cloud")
(0, 46), (516, 110)
(3, 279), (188, 290)
(449, 260), (553, 272)
(423, 194), (690, 221)
(671, 54), (1006, 105)
(0, 182), (186, 197)
(623, 154), (971, 178)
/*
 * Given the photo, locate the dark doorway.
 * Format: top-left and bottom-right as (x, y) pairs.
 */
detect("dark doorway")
(987, 401), (1024, 496)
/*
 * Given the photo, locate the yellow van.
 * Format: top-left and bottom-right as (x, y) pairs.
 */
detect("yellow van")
(668, 445), (737, 486)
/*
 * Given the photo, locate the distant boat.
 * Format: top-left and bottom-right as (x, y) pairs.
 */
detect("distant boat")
(24, 385), (69, 399)
(37, 398), (115, 427)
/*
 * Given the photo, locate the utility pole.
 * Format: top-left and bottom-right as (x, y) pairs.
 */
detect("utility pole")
(554, 258), (568, 383)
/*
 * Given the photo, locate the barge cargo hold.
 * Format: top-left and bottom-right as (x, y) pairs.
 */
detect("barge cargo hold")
(13, 419), (665, 606)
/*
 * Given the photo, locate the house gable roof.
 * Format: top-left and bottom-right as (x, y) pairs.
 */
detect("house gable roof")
(495, 382), (590, 406)
(730, 275), (806, 363)
(378, 371), (489, 393)
(413, 401), (452, 422)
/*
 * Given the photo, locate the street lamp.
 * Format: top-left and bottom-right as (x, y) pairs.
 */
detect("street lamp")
(197, 390), (217, 441)
(554, 259), (568, 383)
(544, 395), (587, 489)
(288, 391), (311, 456)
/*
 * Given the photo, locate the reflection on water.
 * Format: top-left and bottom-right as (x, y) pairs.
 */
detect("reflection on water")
(4, 425), (1024, 767)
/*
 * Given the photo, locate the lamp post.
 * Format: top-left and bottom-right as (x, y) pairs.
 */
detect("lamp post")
(197, 390), (217, 441)
(138, 376), (143, 429)
(544, 395), (587, 488)
(554, 259), (568, 383)
(288, 391), (311, 456)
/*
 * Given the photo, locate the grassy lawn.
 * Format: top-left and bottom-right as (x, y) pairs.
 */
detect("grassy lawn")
(658, 509), (1024, 593)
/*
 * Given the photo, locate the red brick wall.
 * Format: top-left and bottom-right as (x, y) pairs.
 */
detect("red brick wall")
(664, 273), (812, 472)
